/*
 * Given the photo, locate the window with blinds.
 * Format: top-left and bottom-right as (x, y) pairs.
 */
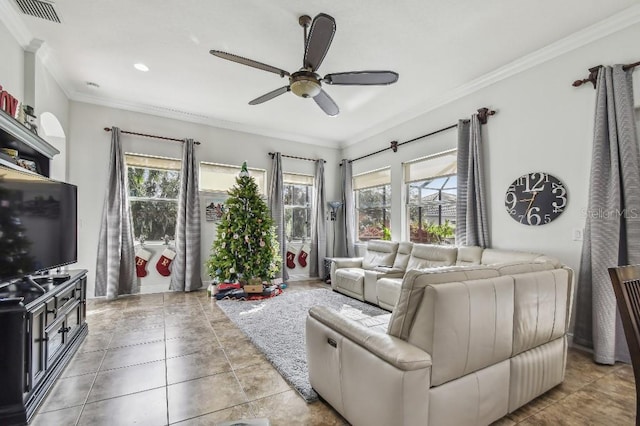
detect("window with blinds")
(200, 162), (267, 195)
(125, 153), (181, 242)
(283, 173), (314, 241)
(354, 168), (391, 241)
(404, 150), (457, 244)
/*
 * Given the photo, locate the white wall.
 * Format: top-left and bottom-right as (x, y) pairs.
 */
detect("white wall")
(342, 23), (640, 275)
(0, 19), (24, 102)
(67, 101), (342, 297)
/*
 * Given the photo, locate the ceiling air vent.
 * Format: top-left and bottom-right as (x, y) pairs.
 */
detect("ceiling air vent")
(14, 0), (60, 23)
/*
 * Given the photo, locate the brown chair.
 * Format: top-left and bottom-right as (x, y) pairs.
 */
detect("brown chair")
(609, 264), (640, 426)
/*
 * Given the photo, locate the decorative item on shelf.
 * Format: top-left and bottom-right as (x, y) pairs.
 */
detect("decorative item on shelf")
(22, 105), (38, 135)
(1, 148), (18, 161)
(16, 158), (37, 173)
(505, 172), (568, 226)
(0, 84), (20, 117)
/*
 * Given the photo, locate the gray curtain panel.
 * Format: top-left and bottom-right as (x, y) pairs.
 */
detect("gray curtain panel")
(309, 160), (326, 277)
(94, 127), (136, 299)
(170, 139), (202, 292)
(268, 153), (288, 280)
(341, 159), (356, 257)
(455, 115), (490, 247)
(573, 65), (640, 364)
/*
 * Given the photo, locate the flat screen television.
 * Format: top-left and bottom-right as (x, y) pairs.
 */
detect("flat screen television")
(0, 165), (77, 283)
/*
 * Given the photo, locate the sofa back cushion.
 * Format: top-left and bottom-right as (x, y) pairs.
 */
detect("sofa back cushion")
(391, 242), (414, 270)
(388, 266), (500, 340)
(481, 248), (542, 265)
(455, 246), (484, 265)
(362, 240), (399, 270)
(493, 261), (555, 276)
(390, 270), (515, 386)
(511, 268), (571, 356)
(406, 244), (458, 270)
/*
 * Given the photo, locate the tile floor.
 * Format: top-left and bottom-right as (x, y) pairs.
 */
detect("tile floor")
(30, 280), (636, 426)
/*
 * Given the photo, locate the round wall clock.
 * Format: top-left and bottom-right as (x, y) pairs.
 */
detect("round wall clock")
(505, 172), (567, 226)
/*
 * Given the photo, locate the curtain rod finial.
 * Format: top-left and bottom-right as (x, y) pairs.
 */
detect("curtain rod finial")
(477, 107), (496, 125)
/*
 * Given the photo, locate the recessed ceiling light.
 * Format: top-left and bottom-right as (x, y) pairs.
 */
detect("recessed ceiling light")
(86, 81), (100, 88)
(134, 63), (149, 72)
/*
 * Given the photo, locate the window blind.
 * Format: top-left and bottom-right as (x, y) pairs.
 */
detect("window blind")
(200, 162), (267, 194)
(125, 153), (181, 171)
(353, 168), (391, 190)
(403, 149), (457, 183)
(283, 172), (314, 186)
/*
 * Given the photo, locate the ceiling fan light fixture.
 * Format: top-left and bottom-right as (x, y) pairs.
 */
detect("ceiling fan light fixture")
(290, 73), (321, 98)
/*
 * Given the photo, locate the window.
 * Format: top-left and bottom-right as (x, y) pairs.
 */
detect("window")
(126, 153), (181, 241)
(404, 150), (457, 244)
(283, 173), (314, 241)
(199, 162), (267, 195)
(354, 168), (391, 241)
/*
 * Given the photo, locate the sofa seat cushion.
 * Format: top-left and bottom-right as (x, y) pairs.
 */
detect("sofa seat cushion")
(335, 268), (366, 298)
(377, 277), (403, 311)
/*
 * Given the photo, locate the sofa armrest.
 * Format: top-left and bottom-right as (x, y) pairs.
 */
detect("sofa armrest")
(332, 257), (364, 269)
(309, 306), (431, 371)
(372, 266), (405, 276)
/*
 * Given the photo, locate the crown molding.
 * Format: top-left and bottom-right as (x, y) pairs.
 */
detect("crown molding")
(3, 1), (639, 151)
(342, 4), (640, 148)
(70, 91), (340, 149)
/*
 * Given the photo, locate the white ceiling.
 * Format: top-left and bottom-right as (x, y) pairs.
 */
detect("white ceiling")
(3, 0), (639, 147)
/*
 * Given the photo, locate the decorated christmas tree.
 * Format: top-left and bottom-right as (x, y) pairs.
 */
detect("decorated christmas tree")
(206, 162), (281, 283)
(0, 185), (35, 278)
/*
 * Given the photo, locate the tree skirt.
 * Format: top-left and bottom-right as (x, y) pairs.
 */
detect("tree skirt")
(214, 283), (283, 300)
(216, 288), (389, 402)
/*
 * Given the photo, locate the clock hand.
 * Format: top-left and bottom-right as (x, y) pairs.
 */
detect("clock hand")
(525, 192), (538, 213)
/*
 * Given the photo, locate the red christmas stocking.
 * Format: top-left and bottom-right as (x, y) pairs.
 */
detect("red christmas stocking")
(298, 246), (308, 268)
(135, 248), (152, 277)
(156, 248), (176, 276)
(286, 250), (296, 269)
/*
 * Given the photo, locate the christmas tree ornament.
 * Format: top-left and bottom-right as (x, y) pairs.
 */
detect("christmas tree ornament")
(239, 161), (250, 177)
(156, 247), (176, 276)
(135, 247), (152, 277)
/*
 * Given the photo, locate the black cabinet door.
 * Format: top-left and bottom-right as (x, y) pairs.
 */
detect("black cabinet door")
(27, 305), (46, 393)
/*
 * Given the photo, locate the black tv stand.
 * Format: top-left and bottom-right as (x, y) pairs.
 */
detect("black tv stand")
(0, 270), (88, 425)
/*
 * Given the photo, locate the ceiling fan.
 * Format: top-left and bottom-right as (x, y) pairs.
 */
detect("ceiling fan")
(209, 13), (399, 116)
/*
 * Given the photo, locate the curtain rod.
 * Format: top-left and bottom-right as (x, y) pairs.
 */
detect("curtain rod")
(344, 107), (495, 165)
(268, 152), (326, 163)
(103, 127), (201, 145)
(572, 60), (640, 88)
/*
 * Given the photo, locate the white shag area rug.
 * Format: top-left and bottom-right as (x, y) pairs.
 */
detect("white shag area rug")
(216, 288), (390, 402)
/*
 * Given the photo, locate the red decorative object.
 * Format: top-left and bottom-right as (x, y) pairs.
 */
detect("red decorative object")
(135, 248), (152, 277)
(0, 84), (19, 117)
(156, 247), (176, 276)
(286, 250), (296, 269)
(298, 248), (308, 268)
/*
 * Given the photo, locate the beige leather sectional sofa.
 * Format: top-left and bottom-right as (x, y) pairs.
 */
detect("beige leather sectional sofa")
(330, 240), (558, 310)
(307, 260), (574, 426)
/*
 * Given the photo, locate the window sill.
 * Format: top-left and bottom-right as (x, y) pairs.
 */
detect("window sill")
(135, 241), (174, 247)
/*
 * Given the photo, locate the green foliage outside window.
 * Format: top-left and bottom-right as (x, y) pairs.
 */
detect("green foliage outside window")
(128, 166), (180, 241)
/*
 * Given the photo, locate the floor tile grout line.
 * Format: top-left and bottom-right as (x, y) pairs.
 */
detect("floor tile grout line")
(163, 292), (171, 426)
(73, 332), (110, 426)
(200, 292), (258, 418)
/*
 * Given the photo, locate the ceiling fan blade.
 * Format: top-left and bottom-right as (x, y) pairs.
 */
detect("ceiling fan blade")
(323, 71), (399, 85)
(304, 13), (336, 71)
(210, 50), (290, 77)
(313, 89), (339, 116)
(249, 86), (290, 105)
